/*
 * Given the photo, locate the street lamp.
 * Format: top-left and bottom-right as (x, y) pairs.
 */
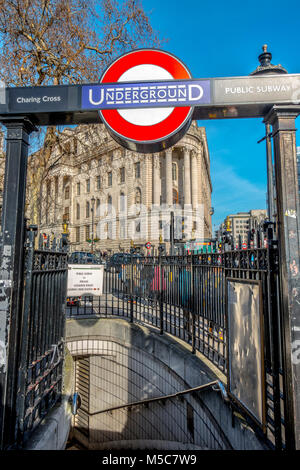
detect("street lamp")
(91, 196), (95, 253)
(62, 214), (69, 250)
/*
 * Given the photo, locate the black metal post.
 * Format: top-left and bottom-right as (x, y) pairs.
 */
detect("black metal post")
(265, 123), (276, 222)
(130, 254), (134, 323)
(170, 211), (174, 256)
(159, 254), (163, 335)
(15, 226), (36, 446)
(0, 116), (37, 449)
(91, 196), (95, 254)
(191, 256), (196, 354)
(265, 105), (300, 450)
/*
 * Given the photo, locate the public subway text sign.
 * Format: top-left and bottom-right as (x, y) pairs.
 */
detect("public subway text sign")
(1, 48), (300, 151)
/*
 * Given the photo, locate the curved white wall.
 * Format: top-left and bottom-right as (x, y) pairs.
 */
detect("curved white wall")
(66, 318), (266, 450)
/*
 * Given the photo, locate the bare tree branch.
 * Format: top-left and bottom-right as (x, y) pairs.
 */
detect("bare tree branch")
(0, 0), (164, 225)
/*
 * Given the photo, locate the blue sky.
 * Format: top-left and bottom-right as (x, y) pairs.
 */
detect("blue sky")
(143, 0), (300, 233)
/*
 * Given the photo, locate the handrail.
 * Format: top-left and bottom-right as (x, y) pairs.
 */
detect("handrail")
(88, 380), (219, 416)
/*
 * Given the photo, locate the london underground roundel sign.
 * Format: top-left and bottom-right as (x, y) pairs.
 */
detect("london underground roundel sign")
(99, 49), (193, 153)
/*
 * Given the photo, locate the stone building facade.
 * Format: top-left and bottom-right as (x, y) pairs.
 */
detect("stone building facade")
(29, 121), (212, 254)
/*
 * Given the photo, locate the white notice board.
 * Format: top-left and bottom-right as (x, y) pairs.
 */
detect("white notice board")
(67, 264), (104, 297)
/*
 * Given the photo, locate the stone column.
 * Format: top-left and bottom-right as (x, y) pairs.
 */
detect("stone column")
(41, 180), (48, 225)
(197, 145), (204, 205)
(191, 150), (198, 209)
(68, 178), (73, 226)
(265, 105), (300, 450)
(153, 153), (161, 205)
(165, 148), (172, 206)
(57, 175), (64, 222)
(183, 147), (191, 206)
(50, 178), (55, 224)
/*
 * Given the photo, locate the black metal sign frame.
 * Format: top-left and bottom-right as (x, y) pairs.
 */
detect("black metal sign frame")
(0, 72), (300, 125)
(226, 278), (266, 432)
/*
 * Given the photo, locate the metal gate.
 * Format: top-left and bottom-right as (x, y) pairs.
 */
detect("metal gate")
(67, 231), (286, 449)
(14, 227), (68, 447)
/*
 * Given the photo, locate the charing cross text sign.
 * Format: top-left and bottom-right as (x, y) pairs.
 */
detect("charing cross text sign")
(1, 48), (300, 152)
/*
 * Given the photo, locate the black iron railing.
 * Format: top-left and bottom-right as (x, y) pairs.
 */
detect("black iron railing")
(67, 238), (286, 450)
(15, 228), (68, 446)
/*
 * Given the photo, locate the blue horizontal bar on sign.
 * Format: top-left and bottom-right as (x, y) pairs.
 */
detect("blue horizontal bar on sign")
(81, 79), (211, 110)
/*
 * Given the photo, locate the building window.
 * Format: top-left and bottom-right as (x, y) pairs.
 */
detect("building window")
(172, 163), (177, 181)
(107, 221), (112, 239)
(135, 162), (140, 179)
(96, 175), (101, 190)
(77, 182), (80, 196)
(65, 186), (70, 200)
(135, 188), (141, 204)
(120, 219), (126, 239)
(96, 198), (100, 212)
(120, 167), (125, 183)
(120, 192), (126, 212)
(86, 201), (90, 218)
(75, 226), (80, 243)
(173, 188), (178, 204)
(76, 203), (80, 220)
(85, 225), (90, 241)
(107, 194), (112, 213)
(64, 206), (69, 221)
(86, 179), (90, 193)
(108, 172), (112, 187)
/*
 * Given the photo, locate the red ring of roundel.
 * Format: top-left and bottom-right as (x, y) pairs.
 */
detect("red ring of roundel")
(100, 49), (191, 142)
